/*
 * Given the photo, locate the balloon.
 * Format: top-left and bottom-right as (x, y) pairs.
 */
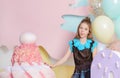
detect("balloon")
(114, 17), (120, 39)
(92, 15), (114, 44)
(89, 0), (104, 17)
(101, 0), (120, 19)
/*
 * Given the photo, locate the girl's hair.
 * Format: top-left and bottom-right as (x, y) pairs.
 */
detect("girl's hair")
(75, 17), (93, 39)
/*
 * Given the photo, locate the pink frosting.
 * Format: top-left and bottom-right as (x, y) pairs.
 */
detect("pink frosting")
(11, 43), (42, 65)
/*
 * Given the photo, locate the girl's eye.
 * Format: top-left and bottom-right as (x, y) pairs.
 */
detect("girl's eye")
(80, 27), (83, 29)
(80, 27), (88, 31)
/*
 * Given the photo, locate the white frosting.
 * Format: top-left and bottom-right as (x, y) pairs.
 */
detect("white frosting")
(111, 50), (120, 58)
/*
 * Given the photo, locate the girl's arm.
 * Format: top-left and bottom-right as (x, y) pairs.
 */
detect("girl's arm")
(53, 48), (72, 67)
(92, 47), (97, 58)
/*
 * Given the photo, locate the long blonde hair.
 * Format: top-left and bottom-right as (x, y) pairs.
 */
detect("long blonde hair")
(75, 17), (93, 39)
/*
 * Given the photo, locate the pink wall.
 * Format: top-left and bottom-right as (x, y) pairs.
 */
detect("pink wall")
(0, 0), (88, 59)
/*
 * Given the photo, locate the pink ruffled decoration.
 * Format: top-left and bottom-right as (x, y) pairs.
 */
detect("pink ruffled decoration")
(0, 43), (56, 78)
(11, 43), (43, 65)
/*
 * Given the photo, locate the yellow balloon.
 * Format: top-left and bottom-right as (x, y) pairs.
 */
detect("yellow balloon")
(38, 46), (51, 64)
(92, 15), (114, 44)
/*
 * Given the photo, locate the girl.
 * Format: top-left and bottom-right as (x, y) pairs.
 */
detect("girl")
(53, 17), (98, 78)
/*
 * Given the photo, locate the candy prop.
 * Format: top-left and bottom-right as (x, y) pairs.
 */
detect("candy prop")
(0, 32), (56, 78)
(91, 49), (120, 78)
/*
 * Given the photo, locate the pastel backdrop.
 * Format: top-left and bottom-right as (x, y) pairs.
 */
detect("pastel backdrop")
(1, 0), (120, 78)
(0, 0), (90, 60)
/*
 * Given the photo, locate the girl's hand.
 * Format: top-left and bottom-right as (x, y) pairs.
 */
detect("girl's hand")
(51, 64), (56, 68)
(44, 62), (53, 68)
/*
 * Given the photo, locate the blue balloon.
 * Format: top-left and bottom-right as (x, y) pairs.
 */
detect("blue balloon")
(102, 0), (120, 19)
(114, 16), (120, 39)
(61, 15), (94, 32)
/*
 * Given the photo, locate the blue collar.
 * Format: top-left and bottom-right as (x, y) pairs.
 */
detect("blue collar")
(73, 38), (92, 50)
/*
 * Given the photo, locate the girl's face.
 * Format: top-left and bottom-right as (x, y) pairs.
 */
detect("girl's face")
(79, 22), (89, 38)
